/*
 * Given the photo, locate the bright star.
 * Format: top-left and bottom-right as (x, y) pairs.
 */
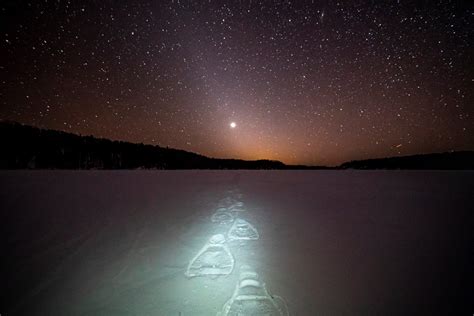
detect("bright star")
(230, 122), (237, 128)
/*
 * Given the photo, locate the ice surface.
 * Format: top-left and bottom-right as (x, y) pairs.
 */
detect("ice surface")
(1, 170), (473, 315)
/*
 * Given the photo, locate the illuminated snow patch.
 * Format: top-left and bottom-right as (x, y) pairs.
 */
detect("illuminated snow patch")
(218, 265), (289, 316)
(211, 209), (235, 225)
(185, 234), (235, 278)
(227, 218), (259, 241)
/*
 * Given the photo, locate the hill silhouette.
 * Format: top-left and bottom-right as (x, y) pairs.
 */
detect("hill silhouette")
(1, 121), (472, 170)
(0, 121), (324, 169)
(340, 151), (474, 170)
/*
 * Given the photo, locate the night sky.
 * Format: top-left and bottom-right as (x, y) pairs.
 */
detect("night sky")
(1, 1), (472, 166)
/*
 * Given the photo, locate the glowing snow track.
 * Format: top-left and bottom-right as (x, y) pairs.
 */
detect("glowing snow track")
(218, 265), (289, 316)
(184, 188), (289, 314)
(227, 218), (259, 241)
(211, 209), (235, 225)
(185, 234), (235, 278)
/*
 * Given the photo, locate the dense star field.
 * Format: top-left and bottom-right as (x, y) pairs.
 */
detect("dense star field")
(1, 1), (472, 165)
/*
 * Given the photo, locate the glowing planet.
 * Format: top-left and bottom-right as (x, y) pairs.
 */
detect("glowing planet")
(230, 122), (237, 128)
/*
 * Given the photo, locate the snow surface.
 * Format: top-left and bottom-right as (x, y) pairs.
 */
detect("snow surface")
(1, 170), (473, 315)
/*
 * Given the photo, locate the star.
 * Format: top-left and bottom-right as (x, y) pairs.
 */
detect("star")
(1, 1), (471, 166)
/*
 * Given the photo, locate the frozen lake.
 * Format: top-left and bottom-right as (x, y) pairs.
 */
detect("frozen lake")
(1, 171), (473, 315)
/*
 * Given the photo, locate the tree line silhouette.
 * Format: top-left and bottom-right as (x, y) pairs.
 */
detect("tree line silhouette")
(1, 120), (472, 170)
(340, 151), (474, 170)
(0, 121), (322, 169)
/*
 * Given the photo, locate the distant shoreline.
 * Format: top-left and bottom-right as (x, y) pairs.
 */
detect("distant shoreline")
(1, 121), (473, 170)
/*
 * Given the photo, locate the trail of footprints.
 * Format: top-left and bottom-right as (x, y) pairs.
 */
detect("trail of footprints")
(184, 189), (289, 316)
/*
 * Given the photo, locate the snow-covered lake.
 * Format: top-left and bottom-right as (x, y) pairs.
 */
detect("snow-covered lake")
(1, 171), (472, 315)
